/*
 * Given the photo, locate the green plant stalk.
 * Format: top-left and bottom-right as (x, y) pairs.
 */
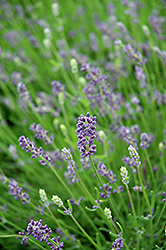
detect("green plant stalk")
(43, 158), (98, 231)
(126, 184), (138, 229)
(137, 167), (153, 248)
(0, 234), (47, 250)
(155, 203), (166, 229)
(144, 149), (156, 188)
(66, 210), (100, 250)
(47, 206), (78, 245)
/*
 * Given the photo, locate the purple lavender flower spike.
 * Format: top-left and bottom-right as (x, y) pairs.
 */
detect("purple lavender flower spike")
(112, 232), (123, 250)
(62, 147), (78, 183)
(48, 236), (64, 250)
(27, 219), (52, 242)
(17, 230), (29, 245)
(128, 145), (141, 167)
(19, 135), (51, 166)
(97, 162), (117, 184)
(140, 133), (150, 149)
(99, 183), (112, 199)
(8, 180), (30, 204)
(162, 191), (166, 202)
(29, 123), (54, 145)
(76, 112), (96, 158)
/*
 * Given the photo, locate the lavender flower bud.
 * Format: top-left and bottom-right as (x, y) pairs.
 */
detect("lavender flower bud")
(128, 145), (141, 167)
(140, 133), (150, 149)
(62, 147), (78, 183)
(39, 189), (49, 207)
(48, 236), (64, 250)
(58, 92), (65, 105)
(17, 230), (29, 245)
(60, 124), (67, 136)
(120, 166), (129, 185)
(104, 207), (112, 219)
(112, 232), (123, 250)
(70, 58), (78, 73)
(78, 77), (86, 87)
(52, 195), (63, 207)
(8, 180), (30, 205)
(52, 2), (60, 16)
(27, 219), (52, 242)
(76, 112), (96, 158)
(29, 123), (54, 145)
(98, 130), (107, 141)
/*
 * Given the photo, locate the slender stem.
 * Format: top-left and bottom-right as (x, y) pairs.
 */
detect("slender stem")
(155, 203), (166, 228)
(69, 212), (100, 250)
(126, 184), (138, 229)
(144, 149), (156, 188)
(137, 167), (151, 213)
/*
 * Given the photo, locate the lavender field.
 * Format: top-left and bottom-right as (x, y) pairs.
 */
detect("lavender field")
(0, 0), (166, 249)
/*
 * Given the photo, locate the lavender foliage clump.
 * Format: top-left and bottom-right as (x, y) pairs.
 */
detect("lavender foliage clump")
(76, 112), (97, 158)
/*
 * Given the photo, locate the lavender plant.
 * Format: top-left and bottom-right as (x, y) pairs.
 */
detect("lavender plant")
(0, 0), (166, 249)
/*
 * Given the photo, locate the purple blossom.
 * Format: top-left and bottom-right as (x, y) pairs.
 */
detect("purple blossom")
(35, 205), (45, 215)
(29, 123), (54, 145)
(76, 112), (96, 158)
(128, 145), (141, 167)
(19, 135), (51, 166)
(97, 162), (117, 184)
(162, 191), (166, 202)
(17, 82), (31, 110)
(17, 230), (29, 245)
(51, 80), (66, 97)
(8, 180), (30, 204)
(48, 236), (64, 250)
(99, 183), (112, 198)
(120, 166), (129, 185)
(62, 148), (78, 183)
(27, 219), (52, 242)
(140, 133), (150, 149)
(69, 197), (83, 206)
(112, 232), (123, 250)
(118, 126), (138, 149)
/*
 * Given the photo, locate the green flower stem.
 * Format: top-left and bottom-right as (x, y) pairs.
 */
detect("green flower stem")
(61, 103), (70, 129)
(44, 158), (97, 231)
(137, 167), (151, 213)
(137, 167), (153, 248)
(144, 149), (156, 188)
(47, 206), (76, 245)
(89, 156), (105, 193)
(126, 184), (138, 229)
(74, 168), (96, 204)
(0, 234), (47, 250)
(155, 203), (166, 229)
(68, 212), (100, 250)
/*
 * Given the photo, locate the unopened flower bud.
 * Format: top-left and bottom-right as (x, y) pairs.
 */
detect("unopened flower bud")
(60, 124), (67, 136)
(142, 25), (150, 37)
(98, 130), (107, 141)
(58, 92), (65, 105)
(104, 207), (112, 219)
(52, 3), (60, 16)
(52, 195), (63, 207)
(70, 58), (78, 73)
